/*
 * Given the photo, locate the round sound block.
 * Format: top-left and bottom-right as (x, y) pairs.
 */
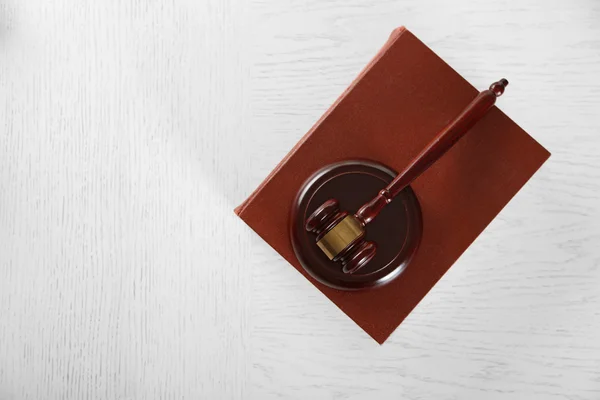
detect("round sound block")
(290, 160), (423, 290)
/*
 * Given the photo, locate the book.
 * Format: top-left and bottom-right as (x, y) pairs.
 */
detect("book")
(235, 27), (550, 343)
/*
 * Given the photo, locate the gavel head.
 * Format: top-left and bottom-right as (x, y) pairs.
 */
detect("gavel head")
(305, 199), (377, 274)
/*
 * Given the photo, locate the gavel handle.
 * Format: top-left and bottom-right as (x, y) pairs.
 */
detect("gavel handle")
(356, 78), (508, 225)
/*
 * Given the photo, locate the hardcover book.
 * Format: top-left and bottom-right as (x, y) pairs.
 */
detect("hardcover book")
(235, 27), (550, 343)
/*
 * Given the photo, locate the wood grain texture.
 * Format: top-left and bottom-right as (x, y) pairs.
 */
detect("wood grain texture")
(1, 0), (599, 399)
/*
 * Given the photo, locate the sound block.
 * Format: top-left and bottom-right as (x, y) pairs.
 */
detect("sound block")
(290, 160), (423, 290)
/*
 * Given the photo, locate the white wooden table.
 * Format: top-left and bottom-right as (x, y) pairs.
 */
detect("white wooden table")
(1, 1), (599, 399)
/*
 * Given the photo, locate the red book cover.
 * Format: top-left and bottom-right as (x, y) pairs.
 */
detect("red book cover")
(235, 27), (550, 343)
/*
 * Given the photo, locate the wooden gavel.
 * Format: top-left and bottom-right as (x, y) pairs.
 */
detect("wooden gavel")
(305, 79), (509, 274)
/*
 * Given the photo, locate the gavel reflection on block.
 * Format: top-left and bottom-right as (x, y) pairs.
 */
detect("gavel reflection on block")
(302, 79), (508, 279)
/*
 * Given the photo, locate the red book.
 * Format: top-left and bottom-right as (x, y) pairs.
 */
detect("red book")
(235, 27), (550, 343)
